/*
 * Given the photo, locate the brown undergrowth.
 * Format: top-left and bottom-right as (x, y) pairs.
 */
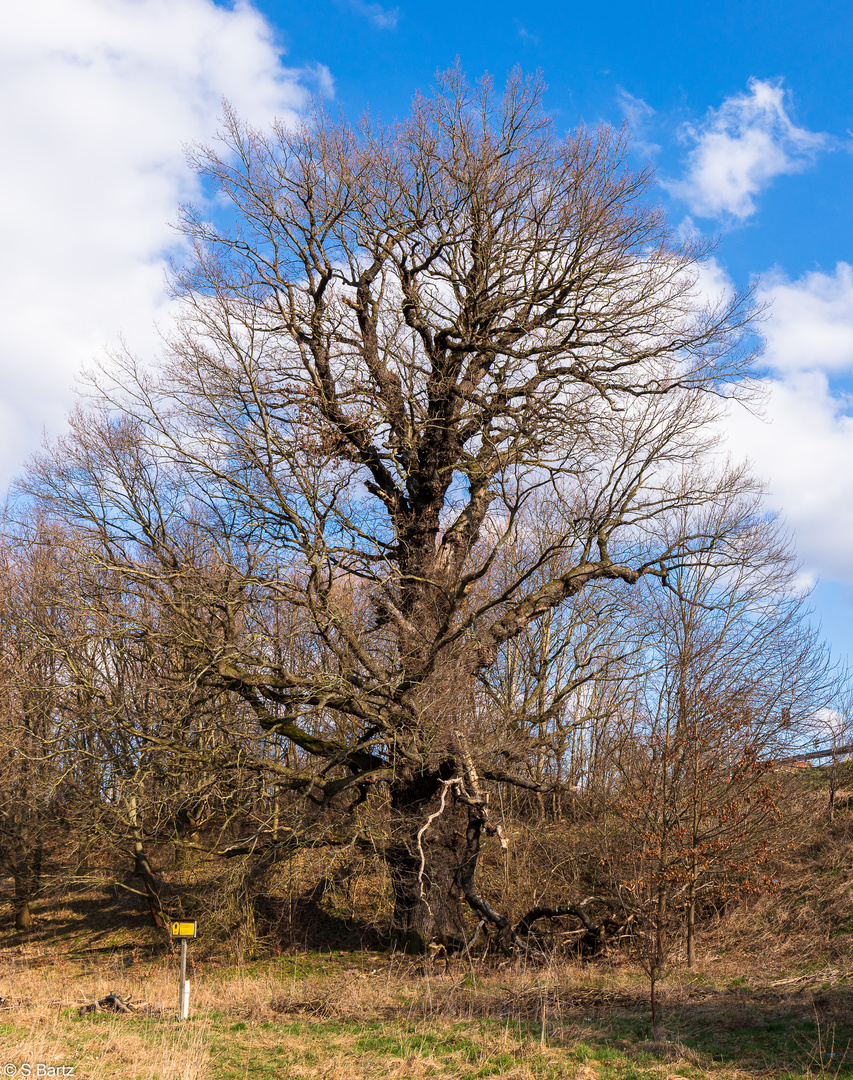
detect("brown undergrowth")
(700, 781), (853, 975)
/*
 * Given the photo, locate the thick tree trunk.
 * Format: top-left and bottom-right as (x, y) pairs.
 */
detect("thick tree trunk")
(386, 731), (516, 954)
(387, 773), (469, 953)
(388, 844), (468, 952)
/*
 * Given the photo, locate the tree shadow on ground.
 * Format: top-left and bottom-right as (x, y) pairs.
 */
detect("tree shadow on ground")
(254, 875), (383, 953)
(526, 982), (853, 1077)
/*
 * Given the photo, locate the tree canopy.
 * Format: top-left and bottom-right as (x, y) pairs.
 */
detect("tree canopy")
(24, 69), (790, 950)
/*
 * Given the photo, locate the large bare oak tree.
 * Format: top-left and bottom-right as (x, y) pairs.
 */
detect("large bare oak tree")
(31, 69), (764, 950)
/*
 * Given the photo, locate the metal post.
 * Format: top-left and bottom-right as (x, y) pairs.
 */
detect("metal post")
(172, 920), (196, 1020)
(179, 938), (188, 1019)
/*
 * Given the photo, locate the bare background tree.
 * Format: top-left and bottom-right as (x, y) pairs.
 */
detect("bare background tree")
(0, 517), (65, 930)
(588, 503), (837, 1038)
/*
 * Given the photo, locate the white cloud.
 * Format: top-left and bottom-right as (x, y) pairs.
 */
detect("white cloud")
(690, 253), (735, 309)
(345, 0), (400, 29)
(756, 263), (853, 374)
(617, 89), (660, 157)
(810, 707), (847, 742)
(722, 264), (853, 582)
(0, 0), (317, 490)
(667, 78), (827, 220)
(726, 371), (853, 581)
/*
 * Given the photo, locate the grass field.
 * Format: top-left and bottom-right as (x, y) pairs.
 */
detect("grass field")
(3, 801), (853, 1080)
(1, 940), (852, 1080)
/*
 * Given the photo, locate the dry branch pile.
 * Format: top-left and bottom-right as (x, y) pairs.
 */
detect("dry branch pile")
(78, 991), (159, 1016)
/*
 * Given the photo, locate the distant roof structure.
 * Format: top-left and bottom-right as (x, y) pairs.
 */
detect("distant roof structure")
(774, 742), (853, 766)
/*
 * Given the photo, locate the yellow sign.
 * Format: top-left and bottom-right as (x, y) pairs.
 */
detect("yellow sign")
(171, 920), (197, 938)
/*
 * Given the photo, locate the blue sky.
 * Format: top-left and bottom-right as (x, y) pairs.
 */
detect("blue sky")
(3, 0), (853, 661)
(259, 0), (853, 279)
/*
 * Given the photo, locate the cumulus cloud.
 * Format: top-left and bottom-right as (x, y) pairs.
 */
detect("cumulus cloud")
(756, 263), (853, 374)
(667, 78), (827, 220)
(726, 371), (853, 581)
(0, 0), (317, 490)
(723, 264), (853, 583)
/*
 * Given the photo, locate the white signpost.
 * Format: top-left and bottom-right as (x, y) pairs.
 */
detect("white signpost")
(171, 920), (197, 1019)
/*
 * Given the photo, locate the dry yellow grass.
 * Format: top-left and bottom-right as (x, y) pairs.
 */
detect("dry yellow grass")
(0, 962), (209, 1079)
(1, 948), (849, 1079)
